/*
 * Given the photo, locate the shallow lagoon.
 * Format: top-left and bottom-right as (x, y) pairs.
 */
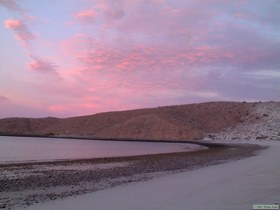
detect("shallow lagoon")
(0, 136), (203, 163)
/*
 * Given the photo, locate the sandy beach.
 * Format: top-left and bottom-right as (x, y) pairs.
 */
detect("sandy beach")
(17, 141), (280, 210)
(0, 141), (263, 209)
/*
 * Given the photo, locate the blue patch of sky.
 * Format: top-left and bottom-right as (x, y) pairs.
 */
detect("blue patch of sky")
(25, 0), (84, 42)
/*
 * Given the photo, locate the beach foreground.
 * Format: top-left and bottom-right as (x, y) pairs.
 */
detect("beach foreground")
(12, 141), (279, 210)
(0, 142), (261, 209)
(20, 142), (280, 210)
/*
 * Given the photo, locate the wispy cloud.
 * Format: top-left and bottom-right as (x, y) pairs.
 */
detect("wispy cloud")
(28, 56), (57, 73)
(1, 0), (279, 117)
(0, 95), (9, 101)
(3, 18), (59, 75)
(58, 0), (279, 114)
(75, 9), (96, 23)
(0, 0), (31, 21)
(4, 19), (35, 44)
(1, 2), (59, 76)
(0, 0), (24, 14)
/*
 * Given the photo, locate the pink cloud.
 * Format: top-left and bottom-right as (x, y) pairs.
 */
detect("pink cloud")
(3, 18), (60, 76)
(75, 9), (96, 23)
(4, 18), (21, 28)
(4, 19), (35, 43)
(59, 35), (225, 97)
(47, 99), (109, 117)
(56, 24), (279, 114)
(46, 90), (146, 117)
(28, 56), (57, 73)
(74, 41), (232, 74)
(1, 0), (278, 118)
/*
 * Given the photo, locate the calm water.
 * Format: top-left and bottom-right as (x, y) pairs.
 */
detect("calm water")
(0, 136), (204, 164)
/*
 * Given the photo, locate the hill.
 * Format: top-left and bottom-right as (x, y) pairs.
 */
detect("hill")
(0, 101), (279, 141)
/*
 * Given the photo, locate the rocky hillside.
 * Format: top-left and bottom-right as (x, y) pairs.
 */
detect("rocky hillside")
(204, 101), (280, 141)
(0, 101), (279, 141)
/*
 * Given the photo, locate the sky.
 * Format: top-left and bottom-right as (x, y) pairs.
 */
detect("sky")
(0, 0), (279, 118)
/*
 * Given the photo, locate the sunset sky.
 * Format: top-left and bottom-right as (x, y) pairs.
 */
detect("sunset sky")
(0, 0), (279, 118)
